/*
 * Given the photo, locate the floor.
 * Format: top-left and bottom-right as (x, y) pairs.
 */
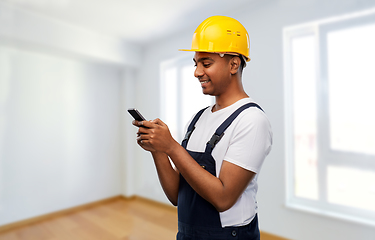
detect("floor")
(0, 197), (288, 240)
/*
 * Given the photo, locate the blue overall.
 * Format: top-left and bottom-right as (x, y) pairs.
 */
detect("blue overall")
(177, 103), (263, 240)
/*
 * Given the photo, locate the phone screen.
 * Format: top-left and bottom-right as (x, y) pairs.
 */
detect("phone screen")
(128, 108), (146, 121)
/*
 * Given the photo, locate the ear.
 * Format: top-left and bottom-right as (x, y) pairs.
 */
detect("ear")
(229, 56), (241, 75)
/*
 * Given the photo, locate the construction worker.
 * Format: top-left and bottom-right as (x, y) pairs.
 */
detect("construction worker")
(133, 16), (273, 240)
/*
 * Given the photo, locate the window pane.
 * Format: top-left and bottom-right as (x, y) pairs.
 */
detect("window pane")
(327, 24), (375, 155)
(327, 166), (375, 211)
(164, 68), (179, 140)
(181, 65), (212, 132)
(291, 35), (318, 200)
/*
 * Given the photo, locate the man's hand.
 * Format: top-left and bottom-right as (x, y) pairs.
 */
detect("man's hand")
(132, 119), (180, 205)
(132, 119), (178, 154)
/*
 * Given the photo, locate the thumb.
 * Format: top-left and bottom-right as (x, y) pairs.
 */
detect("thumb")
(151, 118), (166, 126)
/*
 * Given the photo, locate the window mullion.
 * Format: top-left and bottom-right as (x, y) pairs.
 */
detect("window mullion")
(317, 23), (329, 205)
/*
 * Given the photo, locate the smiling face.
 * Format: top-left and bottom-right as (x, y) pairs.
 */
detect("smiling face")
(193, 52), (233, 96)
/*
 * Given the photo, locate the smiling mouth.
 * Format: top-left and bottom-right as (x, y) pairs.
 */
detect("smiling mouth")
(200, 80), (210, 84)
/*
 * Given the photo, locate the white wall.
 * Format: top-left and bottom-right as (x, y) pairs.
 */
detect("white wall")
(0, 3), (141, 226)
(0, 45), (123, 226)
(0, 2), (141, 67)
(2, 0), (375, 239)
(135, 0), (375, 239)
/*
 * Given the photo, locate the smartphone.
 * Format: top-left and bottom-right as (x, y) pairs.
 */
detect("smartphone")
(128, 108), (146, 121)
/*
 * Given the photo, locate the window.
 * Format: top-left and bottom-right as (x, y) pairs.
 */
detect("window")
(284, 9), (375, 225)
(160, 56), (213, 143)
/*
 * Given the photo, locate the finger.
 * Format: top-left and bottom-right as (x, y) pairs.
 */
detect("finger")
(137, 126), (150, 135)
(137, 139), (156, 152)
(137, 137), (145, 145)
(133, 120), (151, 128)
(137, 134), (149, 141)
(132, 120), (143, 127)
(151, 118), (166, 126)
(140, 120), (157, 128)
(137, 138), (152, 147)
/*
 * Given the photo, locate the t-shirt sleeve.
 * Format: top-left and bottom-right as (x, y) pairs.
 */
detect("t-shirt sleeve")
(223, 110), (273, 173)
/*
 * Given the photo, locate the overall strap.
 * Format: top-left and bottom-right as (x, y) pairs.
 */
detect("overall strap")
(181, 106), (209, 148)
(206, 103), (263, 152)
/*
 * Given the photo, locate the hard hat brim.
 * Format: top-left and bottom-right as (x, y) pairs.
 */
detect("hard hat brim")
(178, 49), (250, 62)
(178, 49), (195, 52)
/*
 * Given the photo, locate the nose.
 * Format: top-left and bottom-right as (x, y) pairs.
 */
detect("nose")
(194, 64), (204, 78)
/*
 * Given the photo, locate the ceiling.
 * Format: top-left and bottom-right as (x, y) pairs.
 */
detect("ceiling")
(0, 0), (255, 44)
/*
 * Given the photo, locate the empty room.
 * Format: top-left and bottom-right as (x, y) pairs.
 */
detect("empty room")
(1, 0), (375, 239)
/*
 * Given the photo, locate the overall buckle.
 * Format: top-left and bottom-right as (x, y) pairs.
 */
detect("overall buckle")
(207, 133), (224, 149)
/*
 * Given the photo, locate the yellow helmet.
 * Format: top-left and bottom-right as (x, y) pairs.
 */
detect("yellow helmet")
(179, 16), (250, 62)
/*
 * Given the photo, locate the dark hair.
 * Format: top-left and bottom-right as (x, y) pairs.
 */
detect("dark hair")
(227, 54), (246, 74)
(239, 55), (246, 70)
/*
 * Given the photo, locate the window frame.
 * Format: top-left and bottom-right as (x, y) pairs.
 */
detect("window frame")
(160, 55), (214, 143)
(284, 9), (375, 226)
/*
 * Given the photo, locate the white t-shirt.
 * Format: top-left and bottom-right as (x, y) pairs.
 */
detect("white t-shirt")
(184, 98), (273, 227)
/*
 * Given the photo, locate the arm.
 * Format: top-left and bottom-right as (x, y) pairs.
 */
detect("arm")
(132, 121), (180, 206)
(151, 151), (180, 206)
(135, 119), (255, 212)
(166, 144), (255, 212)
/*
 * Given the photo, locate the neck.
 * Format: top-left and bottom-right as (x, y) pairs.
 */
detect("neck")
(213, 93), (248, 112)
(211, 73), (248, 112)
(213, 82), (248, 112)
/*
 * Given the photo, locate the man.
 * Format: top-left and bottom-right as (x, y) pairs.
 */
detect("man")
(133, 16), (272, 240)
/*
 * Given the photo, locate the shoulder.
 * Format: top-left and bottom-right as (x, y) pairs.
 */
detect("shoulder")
(237, 103), (270, 127)
(229, 103), (272, 139)
(229, 98), (268, 122)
